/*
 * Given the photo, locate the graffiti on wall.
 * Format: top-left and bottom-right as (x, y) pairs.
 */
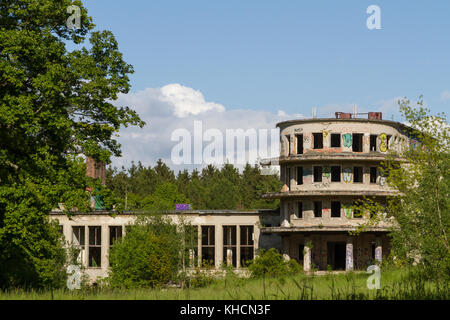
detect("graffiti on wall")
(343, 167), (352, 183)
(379, 133), (388, 152)
(323, 166), (330, 178)
(343, 204), (353, 218)
(342, 133), (352, 148)
(322, 130), (330, 139)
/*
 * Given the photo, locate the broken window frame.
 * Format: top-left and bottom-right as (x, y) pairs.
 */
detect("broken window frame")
(370, 167), (378, 184)
(313, 166), (322, 182)
(201, 225), (215, 267)
(353, 166), (363, 183)
(331, 166), (341, 182)
(223, 226), (237, 267)
(296, 134), (303, 154)
(370, 134), (378, 151)
(313, 133), (323, 149)
(352, 133), (364, 152)
(297, 201), (303, 219)
(331, 201), (341, 218)
(88, 226), (102, 268)
(297, 166), (303, 185)
(330, 133), (341, 148)
(72, 226), (86, 266)
(313, 201), (322, 218)
(240, 226), (254, 267)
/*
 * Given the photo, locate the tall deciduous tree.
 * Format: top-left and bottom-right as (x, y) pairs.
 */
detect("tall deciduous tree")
(0, 0), (144, 288)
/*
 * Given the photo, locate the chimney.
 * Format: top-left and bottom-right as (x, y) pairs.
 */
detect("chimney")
(86, 156), (106, 185)
(368, 112), (382, 120)
(335, 112), (352, 119)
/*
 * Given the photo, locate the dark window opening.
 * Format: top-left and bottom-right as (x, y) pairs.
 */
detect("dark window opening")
(296, 134), (303, 154)
(352, 133), (363, 152)
(88, 226), (101, 267)
(331, 166), (341, 182)
(313, 133), (323, 149)
(313, 166), (322, 182)
(370, 135), (377, 151)
(371, 243), (376, 260)
(370, 167), (377, 184)
(298, 244), (305, 265)
(353, 166), (363, 183)
(223, 226), (237, 267)
(286, 135), (291, 155)
(240, 226), (254, 267)
(331, 133), (341, 147)
(297, 166), (303, 185)
(286, 167), (291, 189)
(314, 201), (322, 218)
(331, 201), (341, 218)
(297, 202), (303, 219)
(201, 226), (215, 267)
(109, 226), (122, 247)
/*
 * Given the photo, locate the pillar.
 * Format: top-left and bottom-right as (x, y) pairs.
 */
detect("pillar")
(236, 225), (241, 269)
(197, 225), (202, 267)
(215, 225), (223, 268)
(346, 236), (354, 271)
(101, 224), (108, 269)
(375, 236), (382, 263)
(303, 237), (311, 272)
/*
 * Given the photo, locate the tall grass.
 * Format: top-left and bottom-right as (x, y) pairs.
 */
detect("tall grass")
(0, 267), (447, 300)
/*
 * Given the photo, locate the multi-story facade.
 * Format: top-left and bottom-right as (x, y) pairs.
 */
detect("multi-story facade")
(260, 112), (412, 271)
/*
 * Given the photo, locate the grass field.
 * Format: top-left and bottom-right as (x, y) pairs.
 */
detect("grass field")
(0, 267), (448, 300)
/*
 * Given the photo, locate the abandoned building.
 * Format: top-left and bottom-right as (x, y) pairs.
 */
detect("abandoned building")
(51, 111), (416, 280)
(260, 111), (415, 271)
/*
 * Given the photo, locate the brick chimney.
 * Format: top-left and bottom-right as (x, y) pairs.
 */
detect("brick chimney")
(368, 112), (382, 120)
(86, 156), (106, 185)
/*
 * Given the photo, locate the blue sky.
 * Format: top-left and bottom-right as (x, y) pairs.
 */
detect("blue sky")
(78, 1), (450, 168)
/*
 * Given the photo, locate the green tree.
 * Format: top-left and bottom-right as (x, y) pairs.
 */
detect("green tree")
(356, 97), (449, 280)
(0, 0), (144, 288)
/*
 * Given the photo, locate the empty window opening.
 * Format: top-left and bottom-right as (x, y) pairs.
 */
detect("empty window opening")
(353, 166), (363, 183)
(327, 242), (346, 270)
(285, 135), (291, 155)
(331, 201), (341, 218)
(352, 133), (364, 152)
(313, 133), (323, 149)
(285, 167), (292, 189)
(314, 201), (322, 218)
(296, 134), (303, 154)
(223, 226), (237, 267)
(297, 202), (303, 219)
(370, 167), (378, 184)
(331, 133), (341, 147)
(240, 226), (254, 267)
(331, 166), (341, 182)
(313, 166), (322, 182)
(109, 226), (122, 247)
(370, 135), (378, 151)
(72, 226), (85, 265)
(297, 166), (303, 185)
(88, 226), (101, 268)
(201, 226), (215, 267)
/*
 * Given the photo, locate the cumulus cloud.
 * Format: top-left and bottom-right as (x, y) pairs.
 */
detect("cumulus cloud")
(111, 84), (302, 172)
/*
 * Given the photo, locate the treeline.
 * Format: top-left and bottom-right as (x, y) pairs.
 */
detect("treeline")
(106, 159), (281, 211)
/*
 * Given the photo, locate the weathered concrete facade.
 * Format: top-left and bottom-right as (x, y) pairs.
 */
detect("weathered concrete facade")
(51, 210), (281, 281)
(261, 113), (414, 271)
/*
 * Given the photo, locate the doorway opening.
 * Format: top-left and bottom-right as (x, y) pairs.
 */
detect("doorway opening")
(327, 242), (346, 270)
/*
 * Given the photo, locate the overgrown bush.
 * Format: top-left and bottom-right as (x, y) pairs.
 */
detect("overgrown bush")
(248, 248), (303, 278)
(107, 215), (182, 288)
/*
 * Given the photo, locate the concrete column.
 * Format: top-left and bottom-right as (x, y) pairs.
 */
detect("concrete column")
(101, 224), (108, 269)
(215, 225), (223, 268)
(281, 202), (290, 227)
(375, 236), (382, 263)
(303, 237), (311, 272)
(236, 225), (241, 269)
(83, 226), (88, 268)
(282, 235), (291, 261)
(346, 236), (354, 271)
(197, 225), (202, 267)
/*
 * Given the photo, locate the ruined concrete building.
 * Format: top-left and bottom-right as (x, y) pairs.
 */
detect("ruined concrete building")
(260, 111), (413, 271)
(51, 112), (415, 281)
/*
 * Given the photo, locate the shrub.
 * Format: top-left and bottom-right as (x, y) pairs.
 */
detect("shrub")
(107, 215), (182, 288)
(248, 248), (303, 278)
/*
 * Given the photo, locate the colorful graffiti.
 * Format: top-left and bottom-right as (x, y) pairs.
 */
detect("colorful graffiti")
(343, 167), (352, 183)
(342, 133), (352, 148)
(323, 166), (330, 178)
(346, 243), (353, 270)
(379, 133), (388, 152)
(343, 204), (353, 219)
(379, 176), (386, 186)
(322, 130), (330, 139)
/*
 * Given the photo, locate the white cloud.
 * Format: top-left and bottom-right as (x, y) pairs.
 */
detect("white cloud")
(111, 84), (303, 171)
(441, 90), (450, 101)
